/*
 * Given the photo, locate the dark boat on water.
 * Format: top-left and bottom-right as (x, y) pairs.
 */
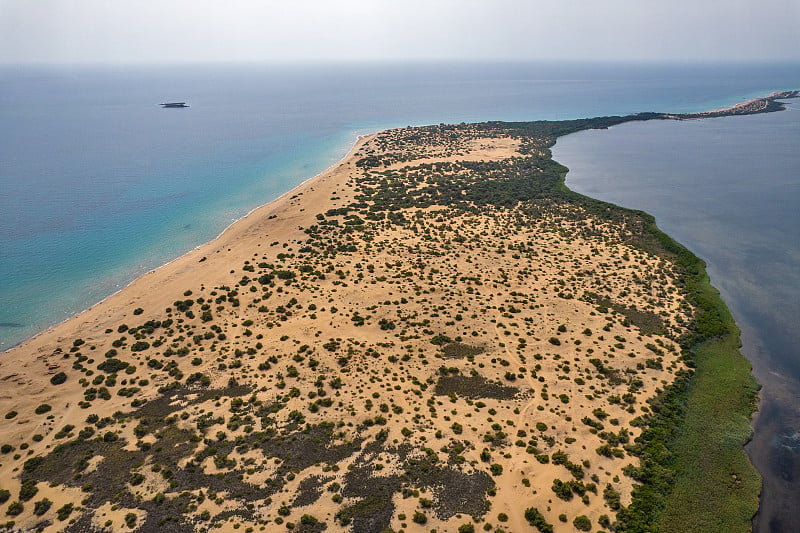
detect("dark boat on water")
(160, 102), (188, 108)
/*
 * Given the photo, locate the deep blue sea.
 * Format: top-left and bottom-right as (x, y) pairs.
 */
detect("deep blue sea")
(1, 62), (799, 527)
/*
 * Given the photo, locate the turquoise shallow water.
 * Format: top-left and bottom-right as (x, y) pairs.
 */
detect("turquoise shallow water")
(3, 62), (799, 349)
(553, 101), (800, 531)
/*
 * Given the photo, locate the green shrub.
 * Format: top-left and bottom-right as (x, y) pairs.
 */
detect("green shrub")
(23, 456), (44, 473)
(97, 358), (128, 373)
(524, 507), (553, 533)
(551, 479), (573, 501)
(18, 480), (38, 501)
(300, 514), (318, 525)
(603, 484), (621, 510)
(5, 501), (22, 516)
(130, 341), (150, 352)
(34, 404), (52, 415)
(573, 515), (592, 531)
(56, 503), (74, 521)
(33, 498), (52, 516)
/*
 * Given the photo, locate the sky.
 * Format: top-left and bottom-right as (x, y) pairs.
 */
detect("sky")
(1, 0), (798, 64)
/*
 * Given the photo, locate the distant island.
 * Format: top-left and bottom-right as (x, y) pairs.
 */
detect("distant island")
(160, 102), (189, 108)
(0, 92), (795, 533)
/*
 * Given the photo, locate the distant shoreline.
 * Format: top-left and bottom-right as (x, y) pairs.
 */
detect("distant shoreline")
(661, 90), (799, 119)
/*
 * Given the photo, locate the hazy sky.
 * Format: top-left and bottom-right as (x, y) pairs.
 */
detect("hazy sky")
(1, 0), (798, 64)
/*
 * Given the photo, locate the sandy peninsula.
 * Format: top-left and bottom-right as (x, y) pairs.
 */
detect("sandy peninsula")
(0, 115), (756, 532)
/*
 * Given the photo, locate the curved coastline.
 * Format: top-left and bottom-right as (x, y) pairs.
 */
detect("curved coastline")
(551, 103), (800, 532)
(3, 133), (375, 355)
(537, 95), (785, 527)
(550, 184), (762, 530)
(0, 92), (794, 531)
(4, 91), (796, 353)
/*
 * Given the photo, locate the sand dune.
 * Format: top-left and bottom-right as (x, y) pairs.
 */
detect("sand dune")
(1, 125), (691, 532)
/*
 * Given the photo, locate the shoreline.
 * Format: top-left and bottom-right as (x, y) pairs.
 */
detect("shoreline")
(3, 120), (694, 532)
(0, 92), (793, 531)
(663, 90), (799, 118)
(4, 91), (796, 354)
(552, 102), (800, 531)
(3, 133), (375, 355)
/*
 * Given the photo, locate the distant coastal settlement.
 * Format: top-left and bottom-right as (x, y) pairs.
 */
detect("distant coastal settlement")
(0, 91), (795, 532)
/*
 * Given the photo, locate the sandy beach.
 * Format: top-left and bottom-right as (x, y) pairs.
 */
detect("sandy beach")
(1, 124), (696, 532)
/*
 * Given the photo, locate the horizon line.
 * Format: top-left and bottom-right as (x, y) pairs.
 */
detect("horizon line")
(2, 58), (800, 68)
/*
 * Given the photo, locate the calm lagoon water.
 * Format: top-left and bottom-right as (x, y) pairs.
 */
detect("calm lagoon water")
(553, 101), (800, 531)
(1, 61), (799, 527)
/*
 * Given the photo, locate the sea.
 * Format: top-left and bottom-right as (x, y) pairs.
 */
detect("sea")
(552, 100), (800, 531)
(1, 62), (798, 529)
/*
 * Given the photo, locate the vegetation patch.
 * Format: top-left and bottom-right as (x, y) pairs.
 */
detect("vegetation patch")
(442, 342), (485, 359)
(293, 475), (332, 507)
(434, 375), (519, 400)
(3, 97), (786, 531)
(583, 291), (666, 335)
(338, 440), (492, 531)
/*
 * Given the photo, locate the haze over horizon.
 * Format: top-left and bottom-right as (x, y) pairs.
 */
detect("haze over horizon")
(1, 0), (799, 65)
